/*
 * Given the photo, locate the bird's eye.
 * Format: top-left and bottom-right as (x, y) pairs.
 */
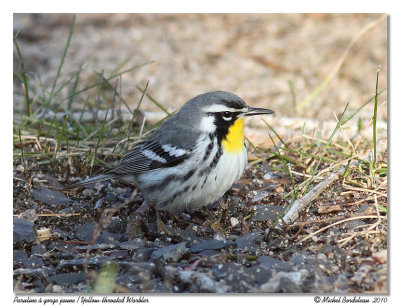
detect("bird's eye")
(222, 111), (232, 121)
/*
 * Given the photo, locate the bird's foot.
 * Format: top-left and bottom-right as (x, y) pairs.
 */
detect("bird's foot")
(156, 210), (173, 237)
(123, 201), (150, 239)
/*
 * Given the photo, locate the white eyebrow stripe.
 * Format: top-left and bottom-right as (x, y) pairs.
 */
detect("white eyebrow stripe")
(203, 105), (248, 113)
(162, 144), (187, 157)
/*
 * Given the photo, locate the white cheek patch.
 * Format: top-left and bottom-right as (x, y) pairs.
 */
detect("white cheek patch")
(142, 149), (167, 163)
(162, 144), (187, 157)
(200, 116), (216, 133)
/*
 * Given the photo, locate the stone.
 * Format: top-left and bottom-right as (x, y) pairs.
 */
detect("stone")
(235, 230), (263, 254)
(198, 249), (220, 257)
(31, 244), (47, 256)
(259, 270), (308, 293)
(230, 217), (240, 227)
(76, 244), (116, 251)
(251, 191), (270, 202)
(56, 256), (110, 273)
(97, 231), (122, 244)
(190, 239), (233, 253)
(134, 248), (157, 262)
(125, 263), (156, 283)
(53, 228), (69, 239)
(13, 249), (28, 263)
(251, 204), (284, 222)
(32, 187), (72, 206)
(48, 272), (85, 285)
(151, 242), (187, 262)
(257, 255), (292, 272)
(212, 263), (255, 292)
(106, 219), (127, 234)
(180, 223), (199, 242)
(74, 221), (97, 242)
(23, 257), (45, 269)
(19, 209), (38, 223)
(213, 231), (226, 241)
(177, 270), (229, 293)
(119, 238), (145, 251)
(13, 218), (37, 243)
(212, 263), (243, 280)
(276, 276), (303, 293)
(247, 266), (273, 285)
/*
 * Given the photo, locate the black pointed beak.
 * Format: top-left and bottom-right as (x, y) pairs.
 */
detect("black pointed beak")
(244, 107), (275, 117)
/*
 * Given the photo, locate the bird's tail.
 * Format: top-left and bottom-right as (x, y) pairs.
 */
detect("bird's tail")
(63, 173), (113, 190)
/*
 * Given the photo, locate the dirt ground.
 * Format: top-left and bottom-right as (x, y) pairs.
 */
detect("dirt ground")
(13, 13), (387, 119)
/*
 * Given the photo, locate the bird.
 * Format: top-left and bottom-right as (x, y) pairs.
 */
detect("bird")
(67, 91), (274, 230)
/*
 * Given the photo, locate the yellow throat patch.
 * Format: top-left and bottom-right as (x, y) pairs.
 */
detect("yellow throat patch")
(222, 118), (245, 153)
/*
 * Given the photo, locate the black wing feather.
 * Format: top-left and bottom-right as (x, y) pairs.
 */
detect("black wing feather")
(108, 141), (189, 175)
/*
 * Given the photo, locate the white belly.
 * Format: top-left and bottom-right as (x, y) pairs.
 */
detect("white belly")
(137, 135), (247, 212)
(188, 147), (247, 209)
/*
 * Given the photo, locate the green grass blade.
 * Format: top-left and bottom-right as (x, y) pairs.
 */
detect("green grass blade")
(67, 64), (83, 110)
(341, 88), (386, 125)
(90, 108), (109, 173)
(288, 79), (297, 113)
(303, 103), (349, 193)
(94, 71), (134, 117)
(13, 35), (31, 116)
(136, 85), (170, 116)
(126, 81), (149, 148)
(262, 119), (287, 148)
(268, 132), (297, 202)
(47, 15), (76, 105)
(18, 129), (25, 166)
(58, 61), (154, 109)
(372, 66), (380, 169)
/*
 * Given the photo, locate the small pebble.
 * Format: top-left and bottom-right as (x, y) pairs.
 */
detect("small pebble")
(82, 189), (94, 197)
(262, 172), (274, 180)
(230, 217), (240, 227)
(213, 231), (226, 241)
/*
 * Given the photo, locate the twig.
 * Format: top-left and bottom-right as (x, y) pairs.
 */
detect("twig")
(18, 129), (25, 167)
(281, 134), (386, 225)
(83, 189), (137, 279)
(283, 156), (353, 200)
(282, 171), (340, 224)
(38, 213), (81, 217)
(299, 215), (378, 243)
(337, 198), (386, 247)
(12, 213), (81, 218)
(342, 184), (387, 197)
(337, 230), (382, 246)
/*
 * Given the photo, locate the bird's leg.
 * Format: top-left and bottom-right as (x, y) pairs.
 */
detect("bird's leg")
(156, 210), (173, 237)
(204, 206), (226, 237)
(124, 200), (150, 239)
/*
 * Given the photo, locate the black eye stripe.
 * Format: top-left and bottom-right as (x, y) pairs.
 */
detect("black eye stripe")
(212, 111), (241, 145)
(221, 112), (240, 119)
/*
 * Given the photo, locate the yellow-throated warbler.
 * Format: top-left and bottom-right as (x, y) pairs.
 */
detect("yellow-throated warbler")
(69, 91), (274, 212)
